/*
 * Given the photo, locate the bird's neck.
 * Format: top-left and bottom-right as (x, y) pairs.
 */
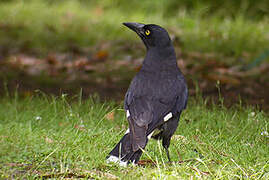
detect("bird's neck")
(142, 46), (178, 71)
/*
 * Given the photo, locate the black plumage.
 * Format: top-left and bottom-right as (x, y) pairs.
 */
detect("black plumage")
(107, 22), (188, 166)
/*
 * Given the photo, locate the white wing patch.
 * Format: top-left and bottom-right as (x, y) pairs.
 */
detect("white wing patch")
(147, 131), (154, 139)
(126, 110), (130, 118)
(164, 112), (173, 122)
(125, 128), (130, 134)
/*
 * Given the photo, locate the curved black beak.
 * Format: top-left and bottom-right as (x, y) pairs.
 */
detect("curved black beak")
(123, 22), (149, 48)
(123, 22), (145, 35)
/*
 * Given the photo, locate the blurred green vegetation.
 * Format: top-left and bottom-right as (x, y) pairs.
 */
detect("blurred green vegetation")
(3, 0), (269, 19)
(0, 0), (268, 61)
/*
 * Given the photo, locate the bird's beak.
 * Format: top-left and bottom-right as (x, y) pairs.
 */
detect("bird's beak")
(123, 22), (145, 36)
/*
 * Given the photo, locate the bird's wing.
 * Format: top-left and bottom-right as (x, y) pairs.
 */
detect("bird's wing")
(172, 75), (188, 113)
(124, 74), (188, 151)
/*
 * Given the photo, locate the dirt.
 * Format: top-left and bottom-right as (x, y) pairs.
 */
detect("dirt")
(0, 52), (268, 111)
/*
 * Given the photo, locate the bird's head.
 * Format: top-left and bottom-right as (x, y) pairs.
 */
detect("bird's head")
(123, 22), (172, 49)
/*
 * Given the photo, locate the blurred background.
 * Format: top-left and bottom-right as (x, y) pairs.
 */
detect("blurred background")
(0, 0), (268, 109)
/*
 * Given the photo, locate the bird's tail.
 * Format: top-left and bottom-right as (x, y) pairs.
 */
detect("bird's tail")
(106, 133), (143, 166)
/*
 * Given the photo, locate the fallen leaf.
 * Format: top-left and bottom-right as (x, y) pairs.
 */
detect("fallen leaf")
(105, 111), (115, 121)
(46, 54), (58, 65)
(58, 122), (69, 127)
(74, 124), (86, 131)
(137, 160), (156, 166)
(93, 50), (108, 62)
(74, 58), (89, 69)
(93, 6), (104, 17)
(45, 137), (54, 144)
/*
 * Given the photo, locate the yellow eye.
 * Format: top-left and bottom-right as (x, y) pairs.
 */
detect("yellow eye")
(145, 30), (150, 36)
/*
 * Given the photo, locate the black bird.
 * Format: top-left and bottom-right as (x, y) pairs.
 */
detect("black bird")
(107, 22), (188, 166)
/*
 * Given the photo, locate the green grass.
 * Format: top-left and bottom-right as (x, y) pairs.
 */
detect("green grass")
(0, 93), (268, 179)
(0, 0), (268, 62)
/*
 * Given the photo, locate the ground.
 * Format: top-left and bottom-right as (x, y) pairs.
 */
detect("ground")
(0, 96), (268, 178)
(1, 48), (269, 110)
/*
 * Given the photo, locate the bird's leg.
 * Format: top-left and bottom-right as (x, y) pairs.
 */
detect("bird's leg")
(164, 145), (171, 162)
(162, 135), (172, 162)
